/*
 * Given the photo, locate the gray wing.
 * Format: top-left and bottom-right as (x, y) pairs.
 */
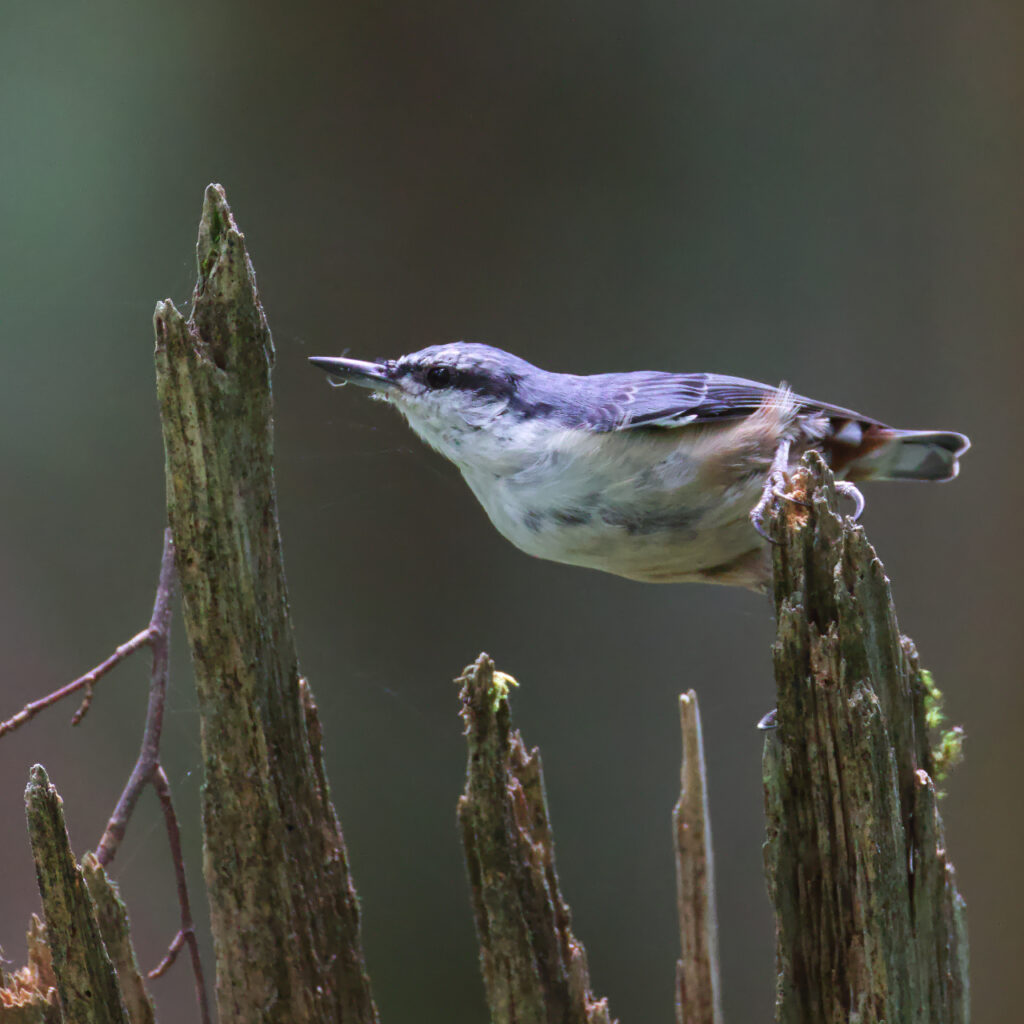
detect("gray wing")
(577, 372), (881, 431)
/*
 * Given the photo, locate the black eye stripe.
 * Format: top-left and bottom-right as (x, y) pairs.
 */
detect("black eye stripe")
(425, 365), (452, 388)
(449, 369), (484, 390)
(409, 361), (517, 399)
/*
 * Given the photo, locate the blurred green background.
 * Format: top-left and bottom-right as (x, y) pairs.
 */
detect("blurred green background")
(2, 1), (1021, 1021)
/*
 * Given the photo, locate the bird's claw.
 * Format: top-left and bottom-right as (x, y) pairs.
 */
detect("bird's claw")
(750, 491), (779, 543)
(750, 437), (797, 544)
(751, 473), (801, 544)
(750, 508), (774, 544)
(835, 480), (865, 522)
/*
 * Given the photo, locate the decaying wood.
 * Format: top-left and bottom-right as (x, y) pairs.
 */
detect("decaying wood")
(23, 766), (129, 1024)
(154, 185), (378, 1024)
(79, 857), (155, 1024)
(674, 692), (722, 1024)
(763, 452), (968, 1024)
(0, 917), (60, 1024)
(457, 654), (615, 1024)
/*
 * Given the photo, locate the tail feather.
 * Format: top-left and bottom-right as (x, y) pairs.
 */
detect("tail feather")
(852, 429), (970, 482)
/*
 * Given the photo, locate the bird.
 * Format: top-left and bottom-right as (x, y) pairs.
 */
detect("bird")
(309, 343), (969, 591)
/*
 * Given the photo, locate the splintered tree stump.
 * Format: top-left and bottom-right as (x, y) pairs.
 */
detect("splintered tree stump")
(763, 453), (968, 1024)
(24, 767), (129, 1024)
(457, 655), (615, 1024)
(155, 185), (377, 1024)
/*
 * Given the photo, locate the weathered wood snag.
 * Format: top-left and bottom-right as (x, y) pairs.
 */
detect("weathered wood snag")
(457, 655), (615, 1024)
(24, 766), (130, 1024)
(154, 185), (378, 1024)
(79, 855), (156, 1024)
(763, 453), (968, 1024)
(674, 692), (723, 1024)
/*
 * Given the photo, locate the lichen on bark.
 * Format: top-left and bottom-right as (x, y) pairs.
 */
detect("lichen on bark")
(763, 453), (968, 1024)
(24, 766), (129, 1024)
(155, 185), (377, 1024)
(457, 655), (615, 1024)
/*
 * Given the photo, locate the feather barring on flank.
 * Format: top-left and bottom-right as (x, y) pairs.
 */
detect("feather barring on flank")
(310, 342), (969, 591)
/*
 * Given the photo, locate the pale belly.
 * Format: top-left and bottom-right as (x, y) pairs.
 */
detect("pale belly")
(405, 382), (800, 591)
(459, 447), (772, 590)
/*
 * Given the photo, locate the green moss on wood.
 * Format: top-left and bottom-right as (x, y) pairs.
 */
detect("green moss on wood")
(24, 766), (129, 1024)
(155, 185), (377, 1024)
(457, 654), (614, 1024)
(79, 856), (154, 1024)
(763, 454), (969, 1024)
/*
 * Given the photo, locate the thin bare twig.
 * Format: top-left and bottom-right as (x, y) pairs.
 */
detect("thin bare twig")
(95, 531), (176, 865)
(89, 531), (212, 1024)
(149, 765), (209, 1023)
(148, 929), (185, 978)
(72, 682), (96, 725)
(0, 629), (151, 737)
(1, 528), (211, 1024)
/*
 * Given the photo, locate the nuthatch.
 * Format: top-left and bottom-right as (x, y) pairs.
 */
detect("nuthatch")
(310, 343), (969, 591)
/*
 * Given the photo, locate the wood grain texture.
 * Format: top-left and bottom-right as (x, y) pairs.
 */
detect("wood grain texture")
(674, 692), (722, 1024)
(24, 766), (128, 1024)
(763, 452), (968, 1024)
(457, 654), (615, 1024)
(155, 185), (377, 1024)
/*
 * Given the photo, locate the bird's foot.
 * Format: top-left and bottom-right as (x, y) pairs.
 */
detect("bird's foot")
(750, 437), (796, 543)
(835, 480), (865, 522)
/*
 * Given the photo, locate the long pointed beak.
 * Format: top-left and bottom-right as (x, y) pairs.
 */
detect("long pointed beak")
(308, 356), (396, 392)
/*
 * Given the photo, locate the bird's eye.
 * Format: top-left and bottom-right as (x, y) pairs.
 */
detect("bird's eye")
(425, 365), (452, 389)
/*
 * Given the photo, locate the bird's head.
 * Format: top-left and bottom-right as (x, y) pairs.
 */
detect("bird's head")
(309, 342), (541, 463)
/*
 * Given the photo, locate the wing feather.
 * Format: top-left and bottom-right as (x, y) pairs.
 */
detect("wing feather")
(579, 372), (884, 432)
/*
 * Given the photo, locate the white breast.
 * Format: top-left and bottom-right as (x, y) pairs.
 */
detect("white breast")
(454, 424), (771, 587)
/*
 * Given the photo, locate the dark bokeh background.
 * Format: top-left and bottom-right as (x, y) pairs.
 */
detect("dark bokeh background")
(2, 2), (1021, 1021)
